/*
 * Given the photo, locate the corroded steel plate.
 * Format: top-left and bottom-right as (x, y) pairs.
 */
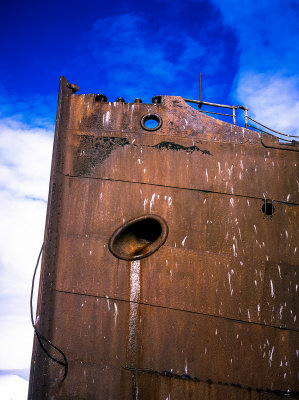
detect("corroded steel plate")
(29, 77), (299, 399)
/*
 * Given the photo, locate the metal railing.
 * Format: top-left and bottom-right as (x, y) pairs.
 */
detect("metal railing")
(183, 98), (248, 127)
(183, 98), (298, 142)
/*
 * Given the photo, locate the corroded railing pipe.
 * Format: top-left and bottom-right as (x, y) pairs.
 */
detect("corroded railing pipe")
(184, 98), (236, 109)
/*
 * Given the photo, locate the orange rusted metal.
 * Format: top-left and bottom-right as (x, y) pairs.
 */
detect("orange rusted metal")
(29, 77), (299, 399)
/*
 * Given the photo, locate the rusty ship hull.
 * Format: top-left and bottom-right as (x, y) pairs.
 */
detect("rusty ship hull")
(29, 77), (299, 399)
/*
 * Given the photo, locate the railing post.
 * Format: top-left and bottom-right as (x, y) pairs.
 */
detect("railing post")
(233, 107), (236, 125)
(245, 107), (248, 128)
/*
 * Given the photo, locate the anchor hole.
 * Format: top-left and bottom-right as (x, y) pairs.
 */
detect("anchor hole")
(109, 215), (168, 261)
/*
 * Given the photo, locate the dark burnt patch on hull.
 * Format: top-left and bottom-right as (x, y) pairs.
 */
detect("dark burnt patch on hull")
(152, 141), (211, 155)
(74, 136), (130, 175)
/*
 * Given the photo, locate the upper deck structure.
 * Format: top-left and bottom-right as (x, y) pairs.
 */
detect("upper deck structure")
(29, 77), (299, 399)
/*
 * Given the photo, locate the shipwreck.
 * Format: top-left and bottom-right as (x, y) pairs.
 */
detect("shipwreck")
(29, 77), (299, 399)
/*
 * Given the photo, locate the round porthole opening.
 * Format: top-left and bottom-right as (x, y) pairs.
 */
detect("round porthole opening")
(140, 114), (162, 131)
(108, 215), (168, 261)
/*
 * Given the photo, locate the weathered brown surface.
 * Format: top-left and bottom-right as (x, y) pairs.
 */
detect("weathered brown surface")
(29, 77), (299, 399)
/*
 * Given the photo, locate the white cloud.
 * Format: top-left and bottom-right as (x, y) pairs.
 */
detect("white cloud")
(0, 118), (53, 200)
(211, 0), (299, 137)
(0, 118), (53, 371)
(0, 374), (28, 400)
(237, 73), (299, 137)
(0, 316), (34, 370)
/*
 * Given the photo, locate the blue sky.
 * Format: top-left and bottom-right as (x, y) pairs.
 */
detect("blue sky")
(0, 0), (298, 398)
(0, 1), (238, 125)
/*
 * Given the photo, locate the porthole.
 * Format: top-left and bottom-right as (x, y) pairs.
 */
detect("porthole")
(108, 215), (168, 261)
(140, 114), (162, 131)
